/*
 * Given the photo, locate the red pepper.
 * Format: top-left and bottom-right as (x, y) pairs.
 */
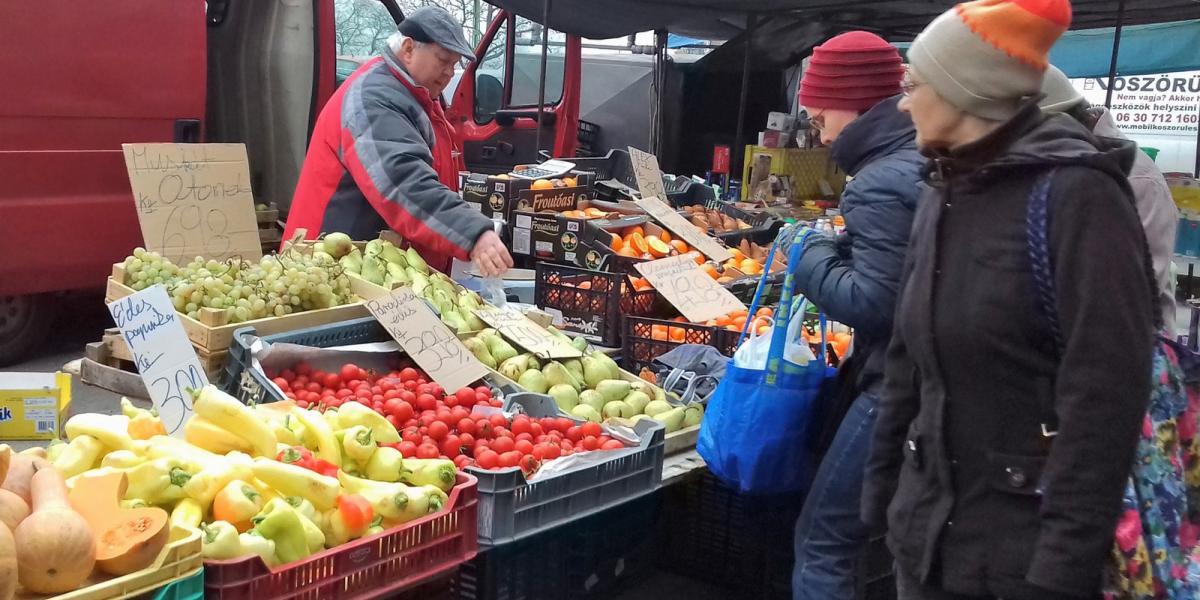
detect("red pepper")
(276, 446), (315, 470)
(311, 458), (340, 478)
(337, 494), (375, 534)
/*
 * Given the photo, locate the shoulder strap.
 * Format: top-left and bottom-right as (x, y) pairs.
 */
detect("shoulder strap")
(1025, 170), (1065, 353)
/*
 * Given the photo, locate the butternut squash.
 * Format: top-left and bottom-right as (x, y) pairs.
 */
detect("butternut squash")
(0, 445), (10, 484)
(69, 471), (169, 576)
(0, 490), (29, 531)
(0, 522), (15, 600)
(1, 452), (49, 505)
(14, 465), (96, 594)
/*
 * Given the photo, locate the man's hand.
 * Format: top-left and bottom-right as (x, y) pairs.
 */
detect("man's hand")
(470, 230), (514, 277)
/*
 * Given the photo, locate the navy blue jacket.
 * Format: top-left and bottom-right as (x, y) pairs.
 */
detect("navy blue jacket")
(794, 96), (924, 393)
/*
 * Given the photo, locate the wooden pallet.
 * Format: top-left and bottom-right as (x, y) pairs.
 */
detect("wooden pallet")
(82, 342), (149, 399)
(257, 205), (283, 254)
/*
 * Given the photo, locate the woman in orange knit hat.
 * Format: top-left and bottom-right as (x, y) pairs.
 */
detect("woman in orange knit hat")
(860, 0), (1157, 598)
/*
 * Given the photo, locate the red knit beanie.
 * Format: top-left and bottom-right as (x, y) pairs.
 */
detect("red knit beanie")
(799, 31), (905, 112)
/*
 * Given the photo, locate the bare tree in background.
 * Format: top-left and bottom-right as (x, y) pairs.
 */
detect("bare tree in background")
(334, 0), (396, 56)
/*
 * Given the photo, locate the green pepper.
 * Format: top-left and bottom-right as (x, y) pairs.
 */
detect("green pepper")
(253, 503), (311, 564)
(238, 531), (279, 567)
(201, 521), (244, 560)
(364, 446), (404, 482)
(284, 496), (318, 522)
(336, 401), (400, 443)
(400, 458), (457, 492)
(126, 457), (196, 504)
(365, 515), (385, 537)
(255, 498), (326, 554)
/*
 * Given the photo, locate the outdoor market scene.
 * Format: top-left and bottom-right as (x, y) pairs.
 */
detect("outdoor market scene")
(6, 0), (1200, 598)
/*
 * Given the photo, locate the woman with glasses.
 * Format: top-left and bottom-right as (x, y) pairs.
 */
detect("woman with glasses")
(861, 1), (1156, 598)
(790, 31), (925, 600)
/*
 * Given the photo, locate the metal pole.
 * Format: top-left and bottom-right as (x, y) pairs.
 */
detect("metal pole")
(473, 0), (481, 45)
(730, 14), (758, 197)
(534, 0), (551, 158)
(1104, 0), (1126, 108)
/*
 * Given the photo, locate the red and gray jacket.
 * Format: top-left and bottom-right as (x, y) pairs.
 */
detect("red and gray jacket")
(284, 51), (492, 271)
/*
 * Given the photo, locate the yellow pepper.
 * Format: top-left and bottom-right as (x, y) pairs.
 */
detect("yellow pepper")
(340, 425), (376, 466)
(183, 453), (254, 510)
(250, 457), (339, 511)
(191, 385), (277, 457)
(45, 439), (67, 462)
(255, 408), (302, 446)
(121, 397), (168, 440)
(184, 416), (254, 455)
(170, 498), (203, 530)
(336, 401), (400, 443)
(64, 413), (134, 451)
(201, 521), (244, 560)
(337, 471), (446, 523)
(255, 498), (325, 553)
(364, 446), (404, 482)
(101, 449), (148, 469)
(213, 480), (264, 532)
(399, 458), (457, 492)
(289, 407), (341, 467)
(52, 434), (105, 478)
(238, 531), (279, 567)
(125, 457), (196, 505)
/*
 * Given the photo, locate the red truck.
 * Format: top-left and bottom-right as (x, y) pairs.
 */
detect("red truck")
(0, 0), (581, 364)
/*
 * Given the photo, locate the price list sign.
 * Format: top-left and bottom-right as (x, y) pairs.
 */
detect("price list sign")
(474, 307), (582, 360)
(635, 255), (746, 323)
(107, 285), (209, 436)
(365, 288), (489, 392)
(628, 146), (731, 261)
(122, 143), (262, 264)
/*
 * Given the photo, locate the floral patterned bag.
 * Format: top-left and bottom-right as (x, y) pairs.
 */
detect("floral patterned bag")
(1026, 171), (1200, 599)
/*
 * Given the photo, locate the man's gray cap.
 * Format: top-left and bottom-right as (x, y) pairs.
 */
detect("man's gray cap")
(398, 6), (476, 61)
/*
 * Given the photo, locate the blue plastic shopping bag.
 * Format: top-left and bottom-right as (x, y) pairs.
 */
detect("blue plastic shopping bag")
(697, 229), (836, 495)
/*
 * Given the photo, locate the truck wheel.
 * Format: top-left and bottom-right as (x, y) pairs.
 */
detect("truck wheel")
(0, 294), (56, 367)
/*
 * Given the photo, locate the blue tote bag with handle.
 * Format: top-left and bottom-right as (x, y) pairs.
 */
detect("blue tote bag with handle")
(698, 229), (837, 495)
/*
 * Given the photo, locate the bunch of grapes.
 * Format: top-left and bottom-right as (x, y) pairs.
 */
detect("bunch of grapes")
(122, 247), (352, 323)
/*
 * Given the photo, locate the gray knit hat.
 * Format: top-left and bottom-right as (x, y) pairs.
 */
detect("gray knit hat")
(1038, 65), (1086, 113)
(908, 0), (1072, 121)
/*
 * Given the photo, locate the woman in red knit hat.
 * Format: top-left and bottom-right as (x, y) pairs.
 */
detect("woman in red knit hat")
(790, 30), (925, 600)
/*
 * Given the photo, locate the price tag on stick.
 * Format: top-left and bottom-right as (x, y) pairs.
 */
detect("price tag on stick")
(365, 288), (489, 393)
(636, 255), (746, 323)
(628, 147), (731, 261)
(474, 307), (582, 360)
(122, 143), (262, 265)
(107, 285), (209, 437)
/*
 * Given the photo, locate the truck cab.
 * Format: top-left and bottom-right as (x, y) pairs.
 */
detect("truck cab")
(0, 0), (580, 364)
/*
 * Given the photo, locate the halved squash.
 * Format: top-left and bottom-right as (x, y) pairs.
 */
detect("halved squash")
(69, 471), (169, 576)
(14, 466), (95, 594)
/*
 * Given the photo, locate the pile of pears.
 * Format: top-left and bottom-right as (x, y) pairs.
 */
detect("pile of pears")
(327, 233), (489, 333)
(468, 328), (703, 432)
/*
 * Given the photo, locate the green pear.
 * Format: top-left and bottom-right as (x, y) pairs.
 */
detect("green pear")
(603, 400), (635, 419)
(623, 391), (651, 414)
(518, 369), (549, 394)
(683, 404), (705, 427)
(441, 309), (470, 334)
(499, 354), (533, 381)
(458, 290), (482, 312)
(543, 361), (580, 392)
(339, 248), (363, 274)
(570, 404), (602, 423)
(548, 384), (580, 412)
(463, 337), (497, 369)
(652, 385), (667, 403)
(582, 356), (610, 388)
(571, 336), (589, 352)
(361, 255), (386, 285)
(432, 277), (457, 298)
(593, 352), (622, 380)
(563, 359), (584, 381)
(406, 248), (430, 274)
(653, 407), (686, 433)
(379, 241), (407, 267)
(364, 239), (384, 258)
(463, 312), (486, 332)
(546, 325), (573, 343)
(485, 335), (519, 364)
(386, 262), (410, 284)
(322, 232), (354, 259)
(314, 250), (336, 264)
(595, 379), (632, 403)
(643, 400), (674, 417)
(579, 390), (606, 413)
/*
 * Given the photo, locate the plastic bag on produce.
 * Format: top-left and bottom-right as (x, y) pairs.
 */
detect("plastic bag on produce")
(244, 337), (404, 400)
(732, 301), (815, 370)
(652, 345), (728, 404)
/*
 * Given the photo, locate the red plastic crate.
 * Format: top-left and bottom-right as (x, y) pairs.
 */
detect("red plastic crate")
(203, 473), (479, 600)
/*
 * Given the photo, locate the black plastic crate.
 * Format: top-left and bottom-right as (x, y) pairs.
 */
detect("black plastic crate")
(452, 493), (661, 600)
(623, 316), (723, 374)
(534, 262), (660, 347)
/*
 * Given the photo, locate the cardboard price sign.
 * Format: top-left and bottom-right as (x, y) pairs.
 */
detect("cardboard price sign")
(636, 255), (745, 323)
(628, 146), (670, 202)
(107, 285), (209, 436)
(636, 196), (731, 261)
(365, 288), (489, 392)
(474, 307), (582, 360)
(122, 143), (262, 265)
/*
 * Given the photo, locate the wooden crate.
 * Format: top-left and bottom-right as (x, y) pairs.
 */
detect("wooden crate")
(105, 263), (369, 353)
(102, 328), (227, 381)
(257, 205), (282, 254)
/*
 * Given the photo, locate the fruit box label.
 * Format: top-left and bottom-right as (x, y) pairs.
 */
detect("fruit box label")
(0, 372), (71, 441)
(517, 188), (587, 213)
(559, 313), (605, 343)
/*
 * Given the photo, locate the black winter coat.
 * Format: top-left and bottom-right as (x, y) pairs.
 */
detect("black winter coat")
(795, 96), (925, 395)
(861, 102), (1155, 599)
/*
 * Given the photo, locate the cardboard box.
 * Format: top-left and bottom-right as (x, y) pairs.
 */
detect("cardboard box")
(510, 203), (648, 269)
(0, 372), (71, 441)
(766, 111), (794, 132)
(458, 170), (596, 224)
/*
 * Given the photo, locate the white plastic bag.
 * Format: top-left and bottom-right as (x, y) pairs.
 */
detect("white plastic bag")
(732, 299), (817, 369)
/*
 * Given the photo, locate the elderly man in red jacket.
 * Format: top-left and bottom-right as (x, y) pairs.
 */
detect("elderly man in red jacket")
(285, 6), (511, 276)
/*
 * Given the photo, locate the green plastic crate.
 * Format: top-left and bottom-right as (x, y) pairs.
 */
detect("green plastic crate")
(150, 568), (203, 600)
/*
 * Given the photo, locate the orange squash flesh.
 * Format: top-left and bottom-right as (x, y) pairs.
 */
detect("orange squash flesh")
(69, 471), (169, 576)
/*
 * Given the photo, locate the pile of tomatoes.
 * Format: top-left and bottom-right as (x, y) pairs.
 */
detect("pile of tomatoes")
(268, 360), (628, 476)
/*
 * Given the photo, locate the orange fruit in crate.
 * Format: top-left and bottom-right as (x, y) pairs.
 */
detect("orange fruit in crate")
(651, 325), (669, 341)
(646, 236), (671, 258)
(532, 179), (555, 190)
(562, 177), (578, 187)
(578, 281), (592, 290)
(669, 328), (686, 342)
(716, 276), (734, 284)
(658, 229), (672, 243)
(740, 259), (763, 275)
(627, 232), (649, 255)
(729, 248), (746, 262)
(630, 277), (654, 291)
(700, 264), (720, 280)
(732, 316), (748, 329)
(690, 252), (705, 266)
(624, 225), (645, 238)
(670, 240), (689, 255)
(715, 315), (732, 327)
(756, 307), (774, 318)
(610, 233), (624, 251)
(617, 246), (639, 258)
(585, 207), (607, 218)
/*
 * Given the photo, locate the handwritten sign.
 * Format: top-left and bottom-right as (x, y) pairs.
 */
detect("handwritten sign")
(107, 286), (208, 436)
(123, 143), (262, 264)
(474, 307), (582, 360)
(628, 147), (669, 203)
(365, 288), (488, 392)
(636, 195), (731, 261)
(635, 255), (746, 323)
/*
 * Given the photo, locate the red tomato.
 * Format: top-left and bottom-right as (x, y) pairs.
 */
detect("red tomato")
(416, 443), (440, 459)
(453, 455), (472, 469)
(416, 394), (438, 411)
(272, 377), (290, 391)
(436, 408), (453, 423)
(327, 397), (344, 408)
(511, 417), (532, 436)
(554, 418), (573, 433)
(336, 388), (354, 399)
(458, 432), (475, 448)
(428, 421), (450, 441)
(416, 383), (432, 396)
(488, 414), (508, 430)
(402, 428), (423, 445)
(355, 389), (372, 401)
(441, 435), (463, 458)
(338, 364), (357, 381)
(472, 441), (490, 458)
(323, 373), (341, 389)
(400, 367), (420, 382)
(548, 431), (564, 442)
(493, 426), (512, 439)
(476, 392), (492, 405)
(305, 382), (322, 393)
(581, 422), (602, 438)
(307, 392), (322, 404)
(457, 418), (477, 436)
(296, 399), (310, 409)
(532, 445), (546, 460)
(280, 368), (296, 381)
(295, 362), (312, 376)
(358, 367), (369, 381)
(400, 390), (417, 404)
(519, 454), (540, 475)
(403, 380), (418, 391)
(491, 437), (515, 454)
(372, 394), (384, 404)
(602, 439), (625, 450)
(542, 443), (562, 459)
(383, 389), (401, 401)
(514, 439), (534, 454)
(455, 388), (476, 406)
(450, 406), (471, 422)
(284, 392), (296, 400)
(371, 385), (383, 396)
(582, 436), (600, 451)
(566, 426), (584, 443)
(489, 399), (502, 408)
(475, 385), (492, 397)
(428, 384), (445, 399)
(499, 451), (522, 468)
(530, 422), (544, 437)
(476, 450), (500, 469)
(476, 420), (494, 439)
(392, 401), (415, 423)
(597, 436), (612, 445)
(385, 414), (400, 429)
(515, 433), (534, 443)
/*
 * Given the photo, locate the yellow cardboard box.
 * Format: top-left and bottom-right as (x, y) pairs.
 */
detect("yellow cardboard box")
(0, 372), (71, 441)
